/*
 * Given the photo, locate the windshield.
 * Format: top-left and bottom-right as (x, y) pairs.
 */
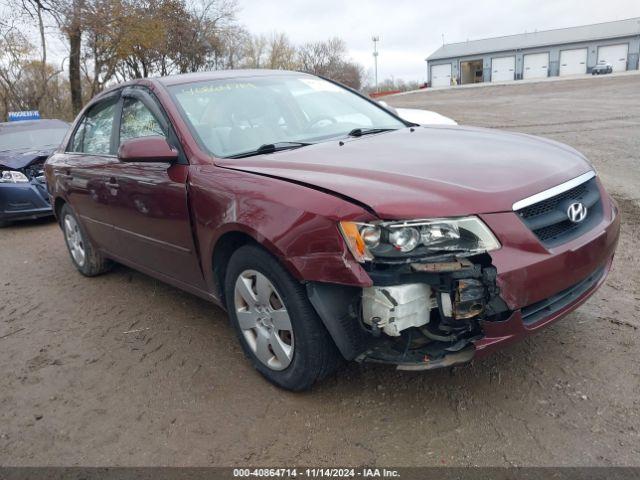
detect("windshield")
(169, 75), (405, 158)
(0, 126), (68, 152)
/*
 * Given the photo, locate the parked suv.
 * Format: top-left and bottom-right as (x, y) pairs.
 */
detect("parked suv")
(45, 70), (620, 391)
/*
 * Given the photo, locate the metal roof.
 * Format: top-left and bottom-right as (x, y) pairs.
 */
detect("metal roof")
(427, 17), (640, 61)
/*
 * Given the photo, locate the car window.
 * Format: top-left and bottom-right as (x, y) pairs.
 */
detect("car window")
(70, 99), (117, 155)
(0, 126), (68, 152)
(169, 75), (405, 158)
(120, 97), (165, 143)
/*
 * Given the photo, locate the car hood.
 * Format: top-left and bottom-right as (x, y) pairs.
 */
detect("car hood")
(217, 126), (593, 219)
(0, 147), (55, 170)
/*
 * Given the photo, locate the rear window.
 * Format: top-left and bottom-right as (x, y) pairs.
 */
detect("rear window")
(0, 126), (68, 152)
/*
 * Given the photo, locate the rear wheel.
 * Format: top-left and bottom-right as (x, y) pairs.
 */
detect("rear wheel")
(0, 220), (10, 228)
(60, 204), (111, 276)
(224, 244), (340, 391)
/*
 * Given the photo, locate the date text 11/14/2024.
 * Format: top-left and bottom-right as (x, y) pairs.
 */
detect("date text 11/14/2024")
(232, 468), (400, 478)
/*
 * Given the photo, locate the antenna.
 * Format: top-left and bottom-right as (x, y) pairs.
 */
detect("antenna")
(372, 36), (380, 93)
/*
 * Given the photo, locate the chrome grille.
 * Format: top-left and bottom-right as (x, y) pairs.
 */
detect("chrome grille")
(517, 182), (588, 219)
(515, 176), (602, 248)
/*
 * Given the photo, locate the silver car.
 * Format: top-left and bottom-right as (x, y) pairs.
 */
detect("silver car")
(592, 61), (613, 75)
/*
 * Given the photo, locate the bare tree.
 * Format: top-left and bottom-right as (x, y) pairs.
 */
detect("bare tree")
(241, 33), (268, 68)
(1, 0), (368, 120)
(298, 37), (364, 89)
(2, 0), (62, 110)
(0, 27), (35, 115)
(0, 25), (70, 119)
(266, 32), (297, 70)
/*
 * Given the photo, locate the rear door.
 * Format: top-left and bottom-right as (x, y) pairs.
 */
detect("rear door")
(103, 87), (206, 289)
(59, 94), (121, 250)
(523, 53), (549, 79)
(491, 56), (515, 82)
(431, 64), (452, 87)
(559, 48), (587, 76)
(597, 44), (628, 72)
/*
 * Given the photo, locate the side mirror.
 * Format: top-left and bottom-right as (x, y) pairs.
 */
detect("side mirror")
(118, 136), (178, 163)
(378, 100), (398, 115)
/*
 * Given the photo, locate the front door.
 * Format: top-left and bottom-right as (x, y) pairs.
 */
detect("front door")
(104, 89), (206, 290)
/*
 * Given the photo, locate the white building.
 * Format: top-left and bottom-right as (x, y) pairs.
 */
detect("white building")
(427, 18), (640, 87)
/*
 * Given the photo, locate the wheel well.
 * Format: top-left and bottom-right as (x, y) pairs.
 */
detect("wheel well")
(53, 197), (66, 223)
(212, 231), (258, 305)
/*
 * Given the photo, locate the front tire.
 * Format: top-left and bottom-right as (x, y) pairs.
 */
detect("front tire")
(60, 204), (111, 276)
(224, 244), (340, 391)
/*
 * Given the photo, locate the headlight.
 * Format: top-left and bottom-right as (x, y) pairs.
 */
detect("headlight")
(339, 217), (500, 263)
(0, 171), (29, 183)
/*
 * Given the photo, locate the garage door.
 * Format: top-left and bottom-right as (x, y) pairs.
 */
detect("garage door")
(431, 64), (452, 87)
(491, 56), (515, 82)
(598, 44), (628, 72)
(559, 48), (587, 76)
(523, 53), (549, 79)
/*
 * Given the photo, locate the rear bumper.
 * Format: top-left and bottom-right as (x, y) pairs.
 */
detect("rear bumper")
(0, 182), (52, 222)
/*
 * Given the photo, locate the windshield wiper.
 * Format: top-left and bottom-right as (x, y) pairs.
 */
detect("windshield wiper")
(227, 142), (312, 159)
(347, 127), (398, 138)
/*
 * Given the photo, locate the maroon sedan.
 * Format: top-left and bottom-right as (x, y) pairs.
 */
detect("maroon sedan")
(45, 70), (620, 391)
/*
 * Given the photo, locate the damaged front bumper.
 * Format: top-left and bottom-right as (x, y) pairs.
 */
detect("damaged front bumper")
(309, 254), (509, 370)
(0, 180), (52, 223)
(307, 208), (620, 371)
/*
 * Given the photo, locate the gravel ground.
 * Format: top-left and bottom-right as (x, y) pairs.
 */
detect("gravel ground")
(1, 74), (639, 467)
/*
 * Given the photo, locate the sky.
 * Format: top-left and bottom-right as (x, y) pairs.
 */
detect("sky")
(236, 0), (640, 83)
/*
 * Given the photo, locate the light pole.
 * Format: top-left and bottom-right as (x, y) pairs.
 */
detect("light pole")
(372, 36), (380, 92)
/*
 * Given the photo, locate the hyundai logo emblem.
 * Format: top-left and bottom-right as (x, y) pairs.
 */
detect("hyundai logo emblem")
(567, 202), (588, 223)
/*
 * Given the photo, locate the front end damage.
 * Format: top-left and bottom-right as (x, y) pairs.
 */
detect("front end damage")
(0, 156), (53, 223)
(307, 253), (510, 370)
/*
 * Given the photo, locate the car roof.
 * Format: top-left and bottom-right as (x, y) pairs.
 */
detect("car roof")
(0, 118), (69, 133)
(155, 69), (311, 87)
(96, 70), (319, 100)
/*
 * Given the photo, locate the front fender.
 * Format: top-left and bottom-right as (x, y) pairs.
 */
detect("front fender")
(188, 165), (375, 292)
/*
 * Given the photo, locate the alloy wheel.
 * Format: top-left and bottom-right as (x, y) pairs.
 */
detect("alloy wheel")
(64, 214), (86, 267)
(234, 269), (294, 371)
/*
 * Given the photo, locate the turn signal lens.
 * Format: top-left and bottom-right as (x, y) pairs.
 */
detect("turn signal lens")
(339, 221), (372, 263)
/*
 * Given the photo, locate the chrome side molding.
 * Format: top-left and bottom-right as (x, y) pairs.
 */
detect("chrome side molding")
(512, 171), (596, 211)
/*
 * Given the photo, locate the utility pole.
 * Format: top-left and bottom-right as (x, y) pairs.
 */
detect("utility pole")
(372, 36), (380, 93)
